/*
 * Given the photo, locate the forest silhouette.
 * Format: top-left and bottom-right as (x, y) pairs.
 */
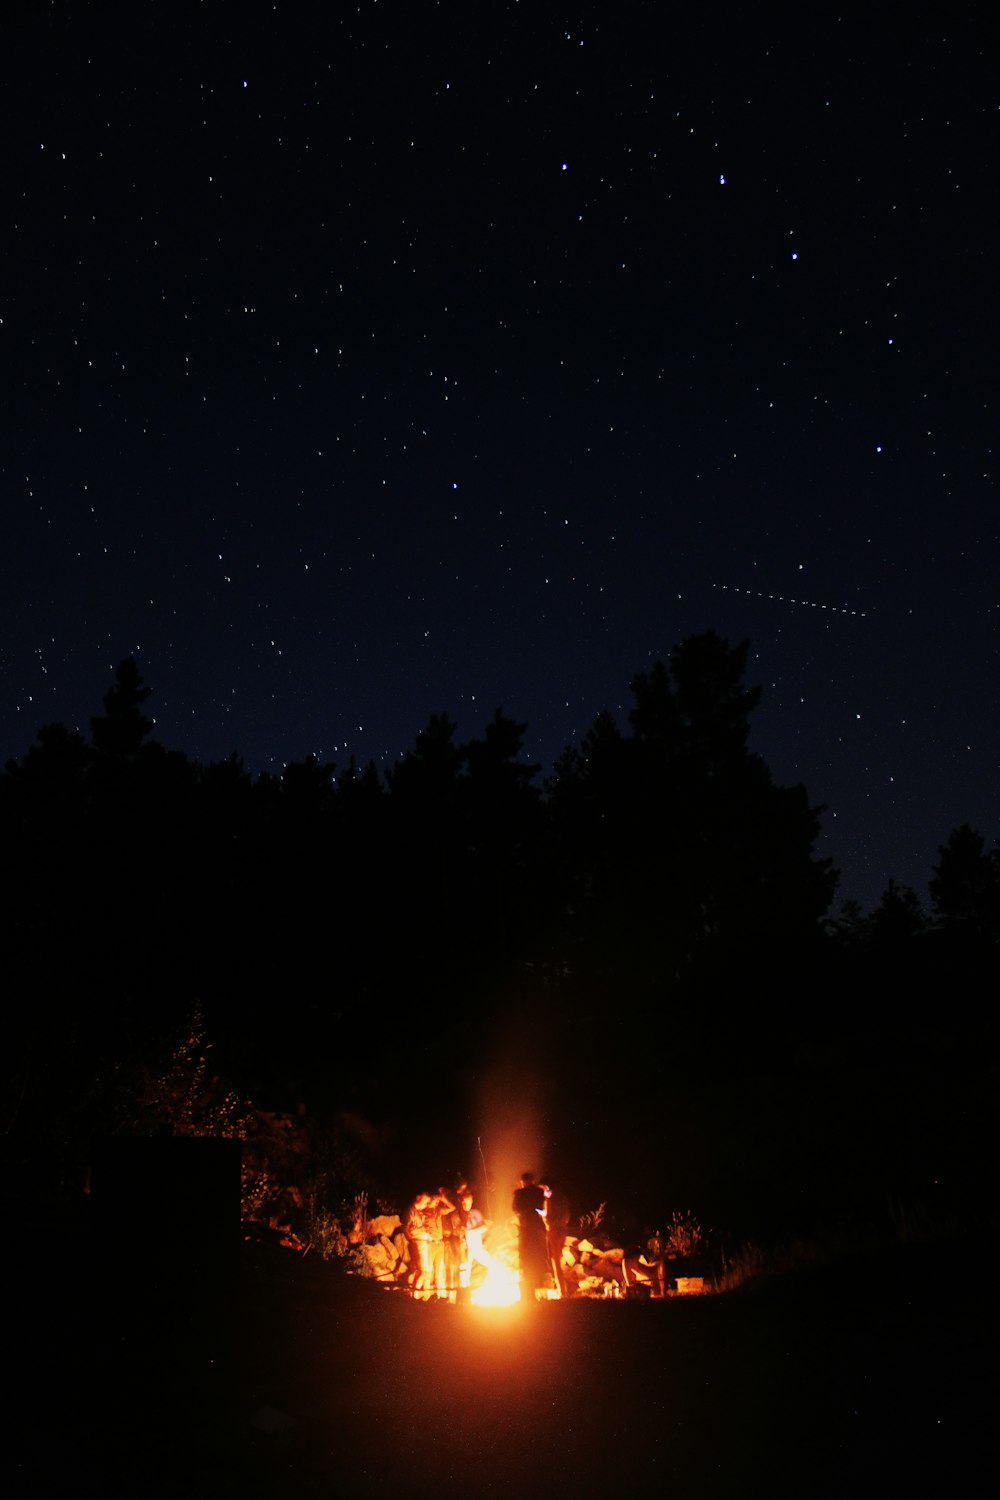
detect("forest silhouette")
(3, 634), (996, 1241)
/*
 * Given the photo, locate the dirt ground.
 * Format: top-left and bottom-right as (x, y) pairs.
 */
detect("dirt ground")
(13, 1226), (996, 1498)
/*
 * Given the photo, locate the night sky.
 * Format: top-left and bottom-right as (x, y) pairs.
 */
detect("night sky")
(4, 5), (996, 911)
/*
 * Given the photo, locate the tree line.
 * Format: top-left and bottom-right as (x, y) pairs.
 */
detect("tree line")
(2, 633), (996, 1232)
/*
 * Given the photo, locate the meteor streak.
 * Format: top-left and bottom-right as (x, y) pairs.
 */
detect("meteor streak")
(715, 584), (867, 617)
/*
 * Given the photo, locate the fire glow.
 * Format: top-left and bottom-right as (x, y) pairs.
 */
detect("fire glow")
(469, 1259), (522, 1307)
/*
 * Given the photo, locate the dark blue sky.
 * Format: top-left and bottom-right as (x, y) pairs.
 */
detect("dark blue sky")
(3, 4), (996, 910)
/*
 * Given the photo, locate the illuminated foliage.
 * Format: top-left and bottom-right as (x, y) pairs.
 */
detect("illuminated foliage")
(138, 1005), (254, 1142)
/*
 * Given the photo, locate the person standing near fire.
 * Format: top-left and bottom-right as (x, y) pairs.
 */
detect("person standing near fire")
(512, 1171), (549, 1300)
(429, 1187), (462, 1297)
(459, 1188), (494, 1287)
(437, 1186), (464, 1299)
(405, 1191), (436, 1299)
(544, 1180), (572, 1297)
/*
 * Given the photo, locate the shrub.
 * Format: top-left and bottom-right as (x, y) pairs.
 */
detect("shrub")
(662, 1209), (706, 1259)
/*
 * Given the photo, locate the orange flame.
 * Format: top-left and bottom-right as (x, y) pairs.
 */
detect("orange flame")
(469, 1259), (521, 1306)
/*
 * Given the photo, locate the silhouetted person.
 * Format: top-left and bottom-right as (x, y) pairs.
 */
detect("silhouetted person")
(544, 1180), (571, 1296)
(512, 1171), (549, 1300)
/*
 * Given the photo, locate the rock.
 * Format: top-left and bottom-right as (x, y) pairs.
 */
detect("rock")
(367, 1214), (401, 1239)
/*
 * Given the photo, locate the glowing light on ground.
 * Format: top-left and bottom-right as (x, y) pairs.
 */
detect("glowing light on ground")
(469, 1259), (521, 1306)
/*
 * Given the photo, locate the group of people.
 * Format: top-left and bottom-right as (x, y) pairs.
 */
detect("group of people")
(403, 1182), (491, 1299)
(404, 1170), (570, 1301)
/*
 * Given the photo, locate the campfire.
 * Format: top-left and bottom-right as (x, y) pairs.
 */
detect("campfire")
(347, 1199), (706, 1301)
(470, 1258), (522, 1307)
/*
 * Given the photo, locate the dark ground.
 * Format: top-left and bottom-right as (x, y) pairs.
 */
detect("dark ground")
(12, 1219), (996, 1498)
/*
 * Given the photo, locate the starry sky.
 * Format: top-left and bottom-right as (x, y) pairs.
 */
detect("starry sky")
(3, 4), (996, 911)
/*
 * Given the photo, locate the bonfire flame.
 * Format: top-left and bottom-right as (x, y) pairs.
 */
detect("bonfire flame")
(469, 1255), (521, 1306)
